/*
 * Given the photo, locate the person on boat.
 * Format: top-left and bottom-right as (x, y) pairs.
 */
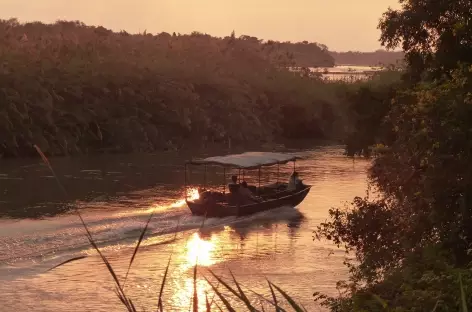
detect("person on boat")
(228, 175), (240, 193)
(238, 181), (262, 204)
(287, 171), (302, 191)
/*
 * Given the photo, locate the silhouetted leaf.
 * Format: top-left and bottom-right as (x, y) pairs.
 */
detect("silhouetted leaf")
(46, 255), (87, 272)
(270, 281), (304, 312)
(204, 276), (237, 312)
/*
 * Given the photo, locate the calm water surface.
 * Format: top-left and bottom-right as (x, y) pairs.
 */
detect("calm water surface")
(0, 146), (369, 311)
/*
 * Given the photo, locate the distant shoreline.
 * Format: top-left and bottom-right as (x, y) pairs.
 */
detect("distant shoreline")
(329, 50), (404, 67)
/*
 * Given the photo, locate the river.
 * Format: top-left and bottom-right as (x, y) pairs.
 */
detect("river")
(289, 65), (382, 82)
(0, 145), (369, 311)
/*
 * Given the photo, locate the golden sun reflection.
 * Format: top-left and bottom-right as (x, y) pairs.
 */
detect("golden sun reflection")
(172, 229), (233, 311)
(171, 276), (212, 312)
(185, 233), (215, 268)
(178, 226), (237, 271)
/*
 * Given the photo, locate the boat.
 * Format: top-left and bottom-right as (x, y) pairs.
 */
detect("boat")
(184, 152), (311, 218)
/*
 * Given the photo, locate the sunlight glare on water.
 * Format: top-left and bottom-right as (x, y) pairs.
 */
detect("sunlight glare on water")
(117, 187), (200, 217)
(0, 146), (370, 311)
(185, 233), (216, 268)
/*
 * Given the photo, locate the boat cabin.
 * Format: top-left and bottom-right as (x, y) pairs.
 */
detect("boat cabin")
(184, 152), (311, 218)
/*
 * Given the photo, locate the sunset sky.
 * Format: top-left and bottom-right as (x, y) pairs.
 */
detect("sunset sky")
(1, 0), (400, 51)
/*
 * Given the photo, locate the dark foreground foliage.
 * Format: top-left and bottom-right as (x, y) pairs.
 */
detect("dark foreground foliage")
(0, 18), (343, 158)
(315, 0), (472, 311)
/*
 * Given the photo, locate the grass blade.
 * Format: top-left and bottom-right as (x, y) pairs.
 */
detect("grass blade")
(193, 263), (198, 312)
(204, 275), (237, 312)
(114, 286), (128, 307)
(229, 269), (258, 311)
(129, 298), (138, 312)
(90, 237), (133, 310)
(208, 270), (262, 311)
(46, 255), (87, 272)
(123, 212), (154, 287)
(190, 215), (204, 312)
(34, 145), (133, 311)
(217, 277), (286, 311)
(33, 145), (66, 195)
(157, 220), (180, 312)
(300, 303), (309, 312)
(206, 292), (211, 312)
(270, 281), (304, 312)
(209, 281), (219, 306)
(157, 254), (172, 312)
(431, 299), (440, 312)
(208, 269), (242, 299)
(460, 273), (468, 312)
(88, 238), (121, 287)
(187, 212), (207, 312)
(268, 280), (281, 312)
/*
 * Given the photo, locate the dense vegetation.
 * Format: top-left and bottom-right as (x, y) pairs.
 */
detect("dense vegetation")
(316, 0), (472, 310)
(278, 40), (334, 67)
(0, 19), (342, 158)
(330, 50), (404, 66)
(237, 35), (335, 67)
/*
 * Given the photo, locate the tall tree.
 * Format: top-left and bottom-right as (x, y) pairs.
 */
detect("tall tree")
(316, 1), (472, 310)
(379, 0), (472, 81)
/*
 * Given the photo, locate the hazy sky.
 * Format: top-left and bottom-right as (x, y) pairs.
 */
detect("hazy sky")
(1, 0), (400, 51)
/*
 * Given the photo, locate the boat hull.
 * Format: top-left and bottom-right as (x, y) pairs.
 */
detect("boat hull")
(186, 186), (311, 218)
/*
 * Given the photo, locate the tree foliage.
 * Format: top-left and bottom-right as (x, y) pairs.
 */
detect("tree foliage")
(0, 19), (341, 157)
(316, 1), (472, 310)
(379, 0), (472, 81)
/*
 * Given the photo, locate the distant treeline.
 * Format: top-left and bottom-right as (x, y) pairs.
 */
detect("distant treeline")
(279, 41), (334, 67)
(330, 50), (404, 66)
(235, 35), (335, 67)
(0, 19), (348, 158)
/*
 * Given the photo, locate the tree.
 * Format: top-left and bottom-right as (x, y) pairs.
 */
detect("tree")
(317, 64), (472, 311)
(379, 0), (472, 82)
(316, 1), (472, 310)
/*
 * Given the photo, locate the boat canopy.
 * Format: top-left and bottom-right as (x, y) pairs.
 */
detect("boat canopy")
(187, 152), (300, 169)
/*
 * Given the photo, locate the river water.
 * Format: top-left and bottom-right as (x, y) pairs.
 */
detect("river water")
(0, 145), (369, 311)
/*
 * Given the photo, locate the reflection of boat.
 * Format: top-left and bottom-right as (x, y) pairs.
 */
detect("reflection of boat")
(198, 208), (306, 239)
(184, 152), (311, 218)
(232, 211), (305, 240)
